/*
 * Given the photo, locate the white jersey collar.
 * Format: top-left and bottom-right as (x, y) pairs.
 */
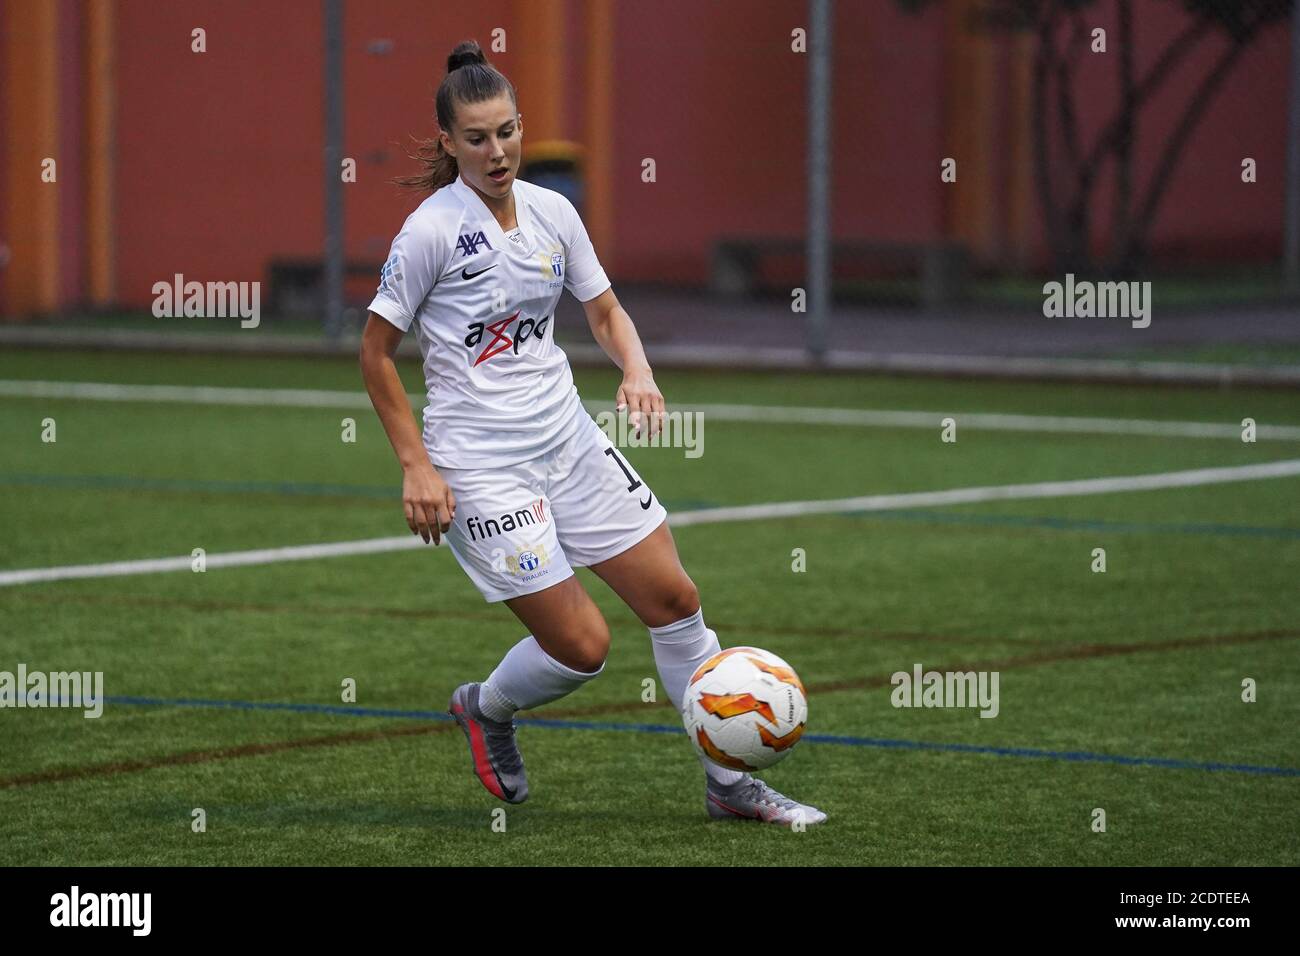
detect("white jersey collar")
(450, 174), (533, 250)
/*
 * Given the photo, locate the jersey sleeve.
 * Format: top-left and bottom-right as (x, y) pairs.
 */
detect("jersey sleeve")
(558, 196), (611, 303)
(367, 209), (445, 332)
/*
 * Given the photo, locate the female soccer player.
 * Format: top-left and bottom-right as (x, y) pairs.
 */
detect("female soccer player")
(359, 40), (825, 826)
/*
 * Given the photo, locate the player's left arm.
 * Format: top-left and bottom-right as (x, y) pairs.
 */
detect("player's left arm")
(582, 287), (665, 437)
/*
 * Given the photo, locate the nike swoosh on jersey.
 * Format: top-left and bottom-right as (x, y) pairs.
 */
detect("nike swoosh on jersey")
(640, 491), (654, 510)
(461, 264), (498, 281)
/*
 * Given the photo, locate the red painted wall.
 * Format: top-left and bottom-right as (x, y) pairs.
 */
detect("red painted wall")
(102, 0), (1290, 309)
(341, 2), (528, 274)
(607, 0), (949, 284)
(57, 0), (84, 307)
(0, 0), (8, 315)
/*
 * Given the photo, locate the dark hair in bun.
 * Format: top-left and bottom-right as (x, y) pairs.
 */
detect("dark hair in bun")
(447, 41), (487, 73)
(394, 40), (518, 193)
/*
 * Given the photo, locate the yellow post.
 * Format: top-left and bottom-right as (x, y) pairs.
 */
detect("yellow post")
(942, 0), (998, 265)
(512, 0), (565, 140)
(3, 0), (61, 316)
(86, 0), (116, 306)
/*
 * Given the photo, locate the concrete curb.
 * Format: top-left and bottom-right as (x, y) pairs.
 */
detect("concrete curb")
(1, 325), (1297, 388)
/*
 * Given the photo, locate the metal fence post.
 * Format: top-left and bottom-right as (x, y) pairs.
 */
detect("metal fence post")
(807, 0), (833, 360)
(1285, 3), (1300, 295)
(323, 0), (345, 338)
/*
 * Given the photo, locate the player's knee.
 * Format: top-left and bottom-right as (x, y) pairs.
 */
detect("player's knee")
(568, 637), (609, 674)
(566, 612), (611, 674)
(661, 577), (701, 624)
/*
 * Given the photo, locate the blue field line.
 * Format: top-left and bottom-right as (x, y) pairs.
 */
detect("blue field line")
(850, 508), (1300, 540)
(103, 695), (1300, 778)
(804, 733), (1300, 777)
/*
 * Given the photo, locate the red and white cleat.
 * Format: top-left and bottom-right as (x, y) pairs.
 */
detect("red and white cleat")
(448, 683), (529, 804)
(706, 775), (827, 826)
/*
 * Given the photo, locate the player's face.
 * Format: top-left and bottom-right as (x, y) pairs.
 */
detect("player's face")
(445, 94), (522, 205)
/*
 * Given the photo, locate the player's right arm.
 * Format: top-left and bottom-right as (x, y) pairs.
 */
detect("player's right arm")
(359, 312), (456, 544)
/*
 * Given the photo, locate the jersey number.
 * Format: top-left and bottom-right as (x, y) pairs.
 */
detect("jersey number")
(604, 447), (654, 510)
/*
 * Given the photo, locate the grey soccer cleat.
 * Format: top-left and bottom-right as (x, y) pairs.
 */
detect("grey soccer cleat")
(448, 683), (528, 804)
(706, 775), (827, 826)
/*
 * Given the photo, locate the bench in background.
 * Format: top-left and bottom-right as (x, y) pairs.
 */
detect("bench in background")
(712, 239), (969, 308)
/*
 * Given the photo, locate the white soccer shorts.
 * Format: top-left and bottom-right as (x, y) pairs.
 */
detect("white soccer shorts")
(438, 409), (669, 603)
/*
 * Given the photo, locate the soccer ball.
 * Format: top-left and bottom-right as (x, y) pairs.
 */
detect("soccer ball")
(681, 646), (808, 771)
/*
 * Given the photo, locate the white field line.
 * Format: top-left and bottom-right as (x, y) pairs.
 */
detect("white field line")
(2, 459), (1298, 587)
(0, 379), (373, 410)
(0, 536), (431, 586)
(683, 403), (1300, 441)
(667, 458), (1300, 526)
(0, 378), (1297, 441)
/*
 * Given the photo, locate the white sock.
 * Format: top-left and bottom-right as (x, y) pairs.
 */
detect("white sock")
(648, 608), (747, 787)
(480, 635), (603, 721)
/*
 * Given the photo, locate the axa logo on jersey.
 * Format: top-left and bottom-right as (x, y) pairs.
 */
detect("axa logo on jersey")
(464, 313), (552, 366)
(456, 231), (492, 256)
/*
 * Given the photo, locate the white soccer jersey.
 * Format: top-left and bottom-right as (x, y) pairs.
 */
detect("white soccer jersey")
(368, 175), (612, 468)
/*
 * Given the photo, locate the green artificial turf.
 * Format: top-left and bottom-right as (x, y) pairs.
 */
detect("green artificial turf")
(0, 349), (1296, 865)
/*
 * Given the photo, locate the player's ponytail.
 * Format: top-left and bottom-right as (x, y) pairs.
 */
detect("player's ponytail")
(394, 39), (518, 194)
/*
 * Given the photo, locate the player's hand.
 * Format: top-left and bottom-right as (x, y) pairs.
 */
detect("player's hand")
(616, 365), (665, 438)
(402, 460), (456, 545)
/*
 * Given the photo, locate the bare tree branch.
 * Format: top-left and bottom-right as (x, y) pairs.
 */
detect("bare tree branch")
(1057, 10), (1094, 272)
(1032, 5), (1067, 270)
(1055, 12), (1088, 178)
(1119, 25), (1258, 266)
(1109, 0), (1136, 275)
(1079, 11), (1214, 182)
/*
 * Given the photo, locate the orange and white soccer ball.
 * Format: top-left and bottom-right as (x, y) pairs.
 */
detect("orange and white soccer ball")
(681, 646), (808, 771)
